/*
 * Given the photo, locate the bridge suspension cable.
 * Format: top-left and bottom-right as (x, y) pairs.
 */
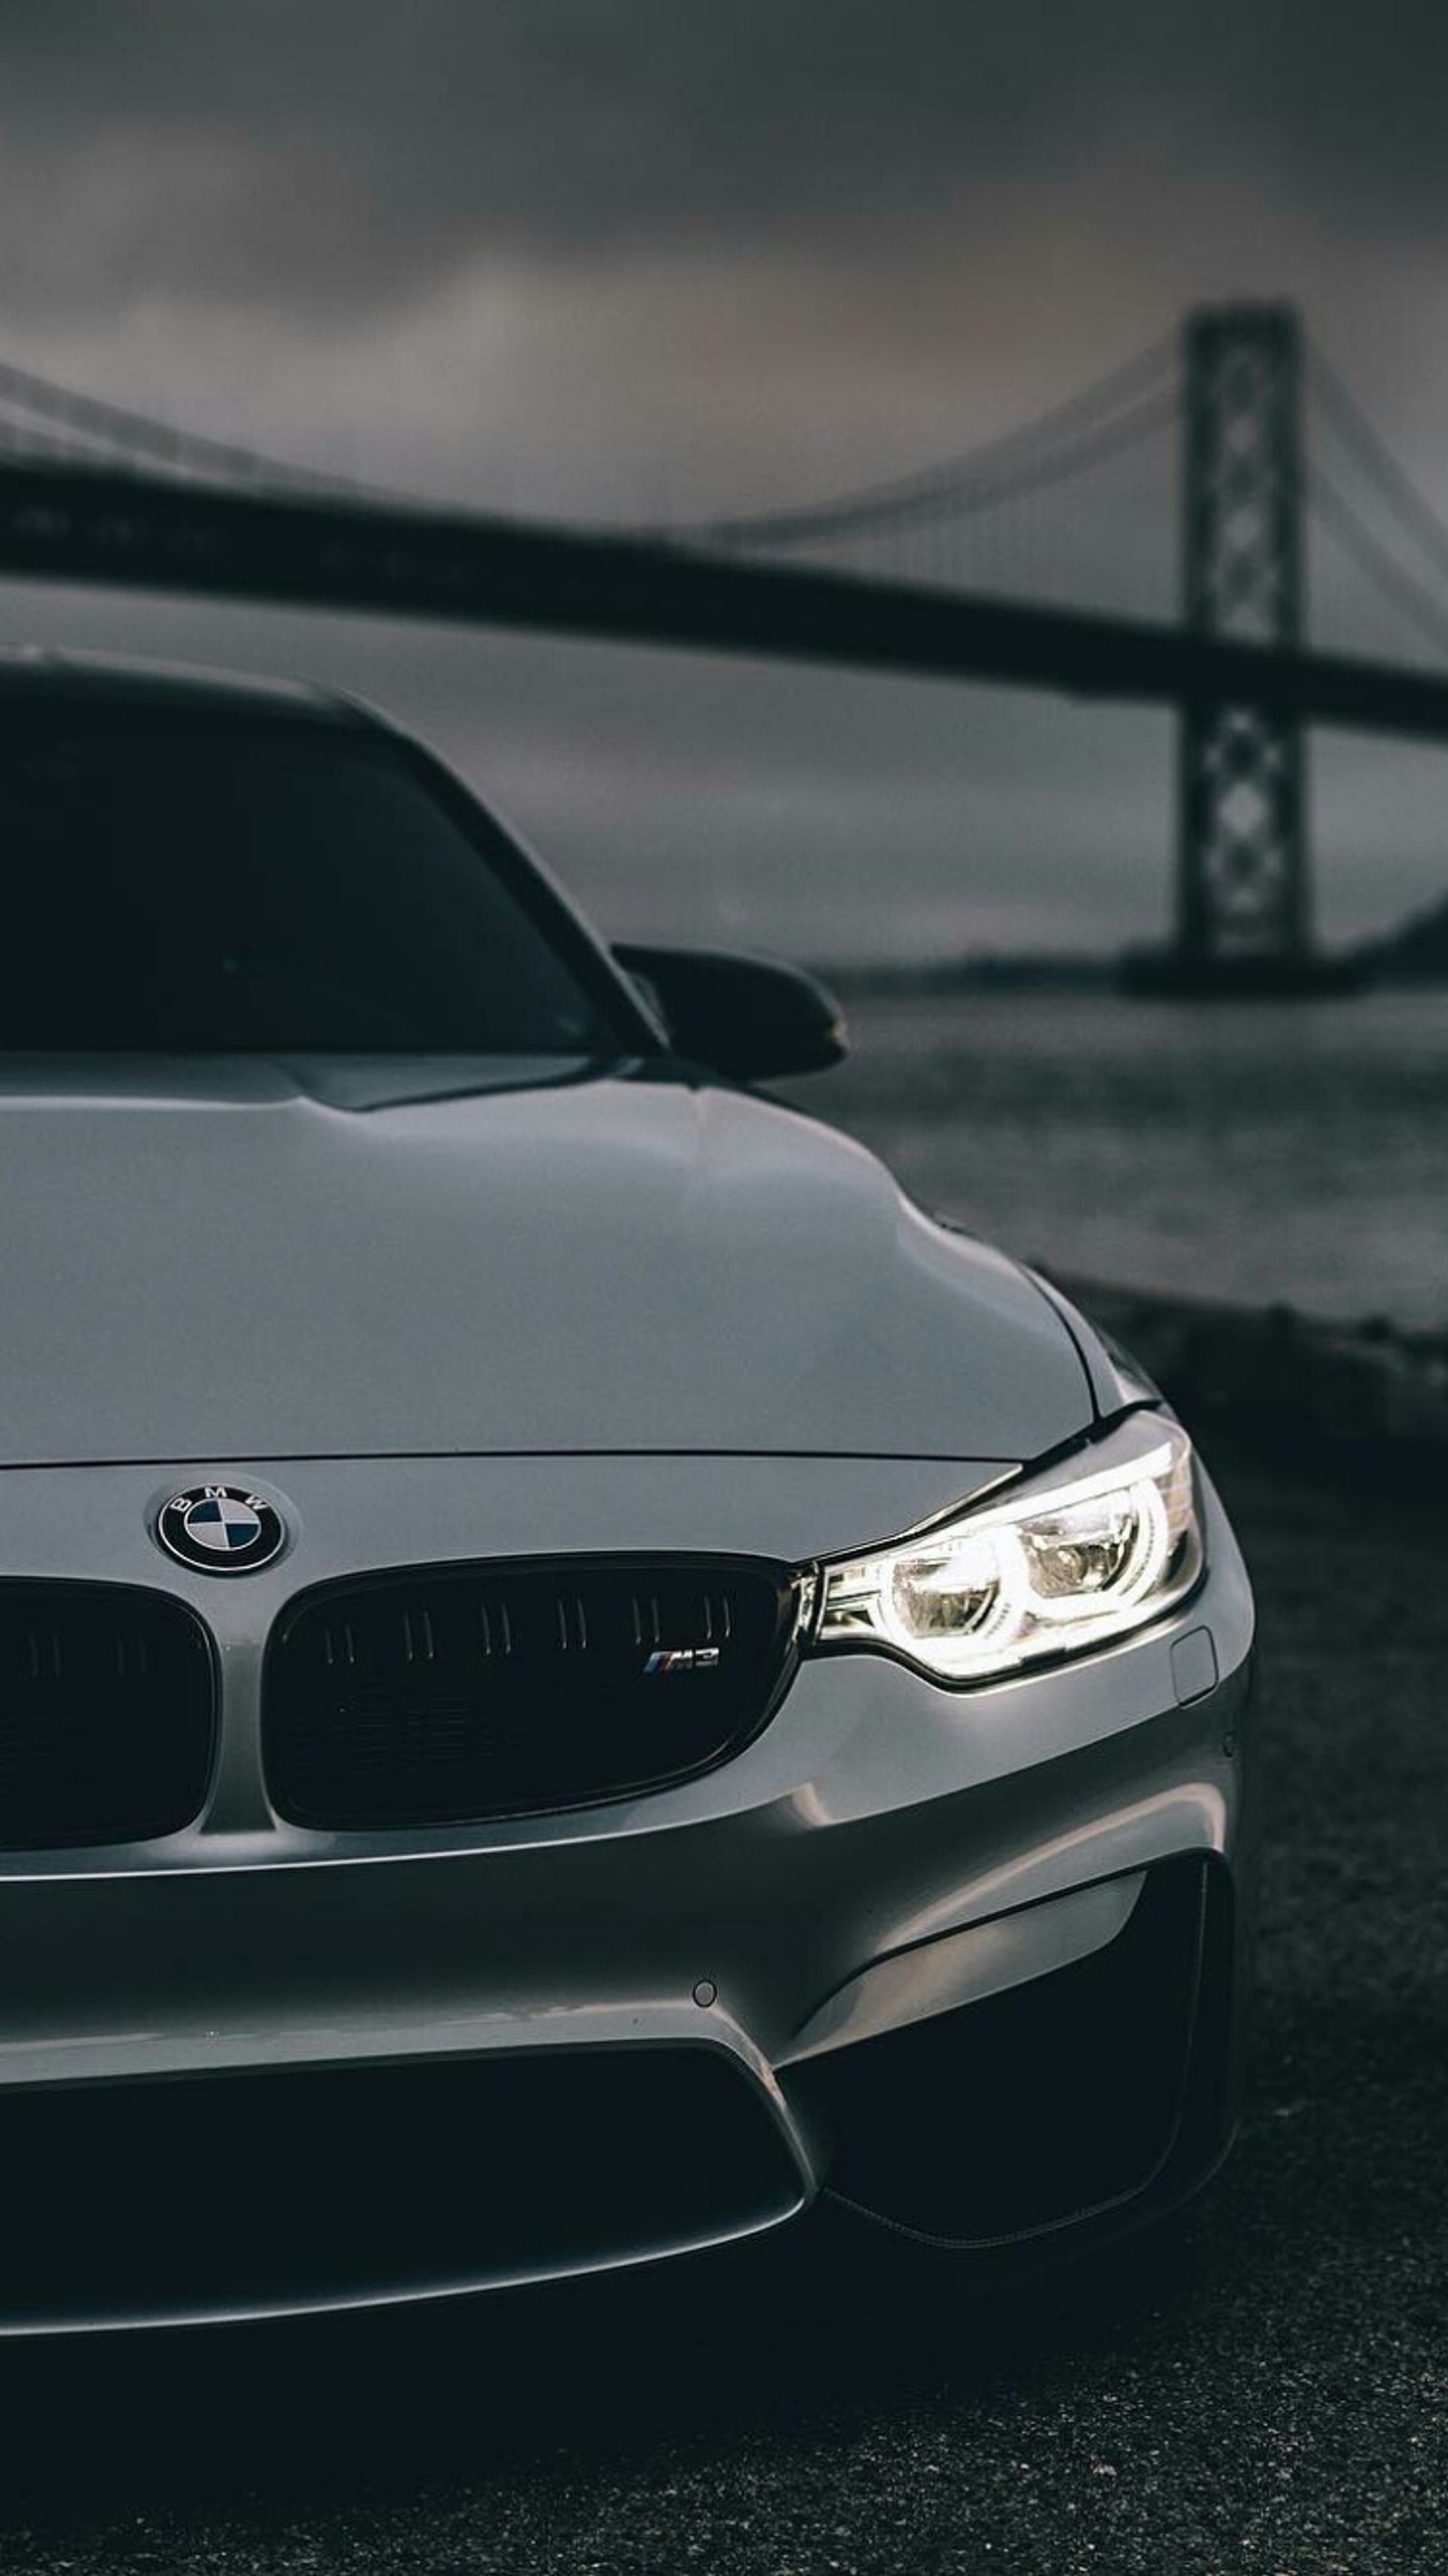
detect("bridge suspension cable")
(672, 333), (1180, 550)
(1307, 463), (1448, 662)
(1307, 339), (1448, 607)
(0, 354), (399, 504)
(1300, 336), (1448, 663)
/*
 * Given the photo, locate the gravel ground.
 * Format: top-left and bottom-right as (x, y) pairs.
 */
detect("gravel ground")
(0, 1430), (1443, 2576)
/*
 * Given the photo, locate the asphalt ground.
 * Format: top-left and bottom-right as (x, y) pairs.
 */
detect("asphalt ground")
(0, 1428), (1443, 2576)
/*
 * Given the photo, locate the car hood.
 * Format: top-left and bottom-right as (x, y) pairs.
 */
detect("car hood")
(0, 1058), (1094, 1467)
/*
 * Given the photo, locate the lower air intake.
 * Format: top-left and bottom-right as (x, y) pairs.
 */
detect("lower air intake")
(0, 2045), (803, 2325)
(792, 1858), (1215, 2247)
(263, 1553), (801, 1828)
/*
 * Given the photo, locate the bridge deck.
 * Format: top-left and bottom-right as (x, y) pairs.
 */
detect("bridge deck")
(3, 460), (1448, 743)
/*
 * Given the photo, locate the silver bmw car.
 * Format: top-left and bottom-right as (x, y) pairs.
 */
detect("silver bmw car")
(0, 648), (1256, 2330)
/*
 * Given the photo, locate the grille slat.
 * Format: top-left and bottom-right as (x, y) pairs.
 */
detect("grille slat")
(264, 1554), (798, 1830)
(0, 1584), (214, 1849)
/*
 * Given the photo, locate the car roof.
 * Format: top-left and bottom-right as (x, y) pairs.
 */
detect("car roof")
(0, 645), (371, 729)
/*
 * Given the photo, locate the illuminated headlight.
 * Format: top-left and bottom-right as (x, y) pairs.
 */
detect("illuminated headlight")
(812, 1413), (1202, 1685)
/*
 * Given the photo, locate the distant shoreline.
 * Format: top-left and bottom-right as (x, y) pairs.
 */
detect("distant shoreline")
(813, 950), (1448, 1000)
(1053, 1274), (1448, 1472)
(817, 955), (1116, 997)
(809, 874), (1448, 995)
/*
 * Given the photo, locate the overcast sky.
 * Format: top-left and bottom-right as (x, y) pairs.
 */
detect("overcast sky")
(3, 0), (1448, 959)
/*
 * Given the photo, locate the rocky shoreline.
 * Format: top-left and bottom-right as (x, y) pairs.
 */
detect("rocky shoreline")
(1056, 1272), (1448, 1472)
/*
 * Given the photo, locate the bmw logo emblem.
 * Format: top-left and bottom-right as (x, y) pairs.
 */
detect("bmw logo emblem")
(156, 1484), (287, 1575)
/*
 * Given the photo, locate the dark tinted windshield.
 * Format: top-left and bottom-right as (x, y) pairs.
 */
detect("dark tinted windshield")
(0, 709), (636, 1054)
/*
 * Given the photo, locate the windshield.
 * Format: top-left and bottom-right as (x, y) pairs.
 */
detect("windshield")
(0, 709), (638, 1054)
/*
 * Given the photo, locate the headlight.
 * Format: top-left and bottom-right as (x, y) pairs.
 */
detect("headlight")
(812, 1412), (1202, 1685)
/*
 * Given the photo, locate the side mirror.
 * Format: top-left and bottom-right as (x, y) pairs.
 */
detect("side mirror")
(613, 943), (848, 1082)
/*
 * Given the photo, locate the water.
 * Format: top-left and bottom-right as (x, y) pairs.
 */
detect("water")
(791, 986), (1448, 1331)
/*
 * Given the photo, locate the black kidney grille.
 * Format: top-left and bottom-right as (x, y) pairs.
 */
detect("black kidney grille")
(264, 1555), (801, 1828)
(0, 1583), (215, 1849)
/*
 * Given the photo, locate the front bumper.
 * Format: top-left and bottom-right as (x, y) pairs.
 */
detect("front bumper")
(0, 1448), (1256, 2328)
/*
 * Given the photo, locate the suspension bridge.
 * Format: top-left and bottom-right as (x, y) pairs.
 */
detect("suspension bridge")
(1, 301), (1446, 986)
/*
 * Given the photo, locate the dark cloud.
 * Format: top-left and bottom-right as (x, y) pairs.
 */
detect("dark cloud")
(1, 0), (1443, 539)
(2, 1), (1446, 329)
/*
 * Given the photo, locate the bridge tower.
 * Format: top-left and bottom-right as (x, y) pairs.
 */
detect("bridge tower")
(1176, 303), (1310, 973)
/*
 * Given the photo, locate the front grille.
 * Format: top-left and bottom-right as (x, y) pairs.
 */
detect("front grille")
(263, 1554), (801, 1828)
(0, 2044), (803, 2324)
(0, 1582), (215, 1848)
